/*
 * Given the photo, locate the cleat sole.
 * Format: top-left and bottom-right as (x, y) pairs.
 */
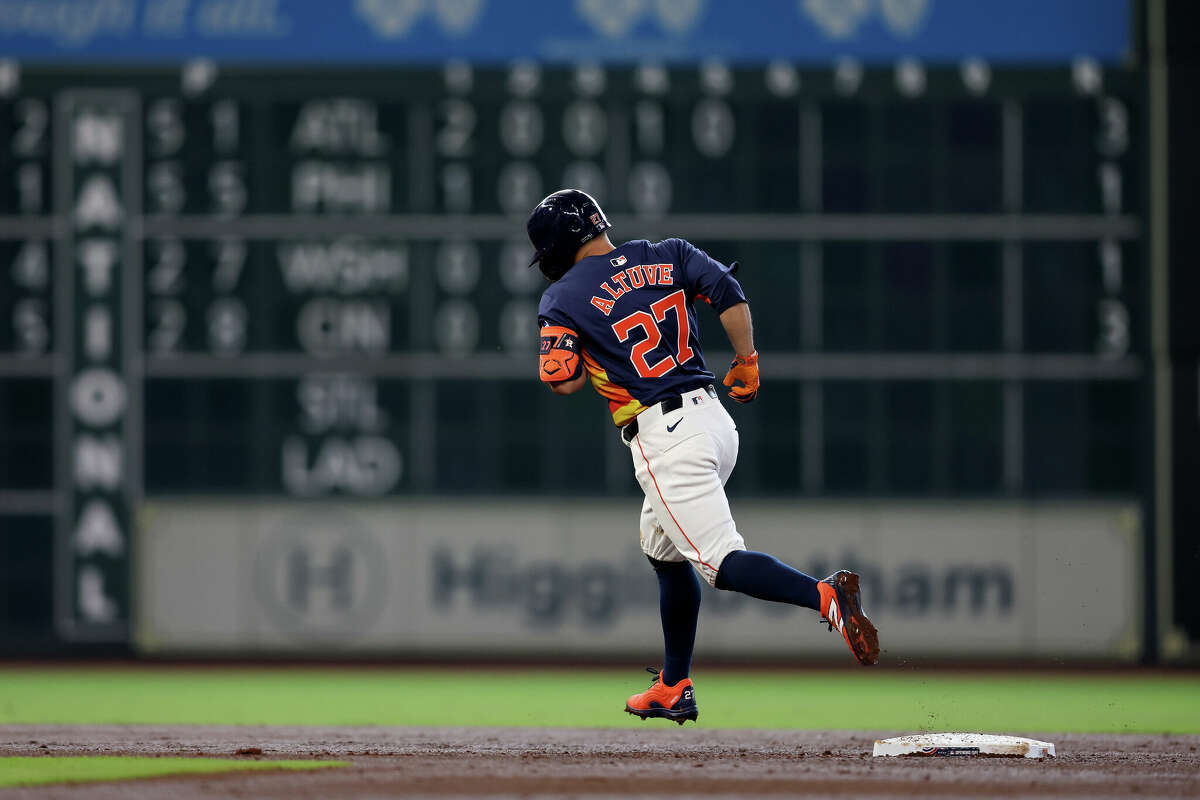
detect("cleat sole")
(624, 704), (699, 724)
(826, 571), (881, 666)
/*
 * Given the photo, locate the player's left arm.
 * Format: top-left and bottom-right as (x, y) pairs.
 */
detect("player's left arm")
(674, 239), (759, 403)
(720, 302), (754, 356)
(719, 302), (759, 403)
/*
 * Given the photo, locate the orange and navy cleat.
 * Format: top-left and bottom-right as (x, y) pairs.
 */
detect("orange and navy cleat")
(624, 667), (698, 725)
(818, 570), (880, 666)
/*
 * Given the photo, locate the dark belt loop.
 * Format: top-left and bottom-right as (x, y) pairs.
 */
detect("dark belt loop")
(621, 384), (715, 443)
(659, 395), (683, 414)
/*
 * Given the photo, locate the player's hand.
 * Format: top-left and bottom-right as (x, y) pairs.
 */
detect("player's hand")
(722, 351), (759, 403)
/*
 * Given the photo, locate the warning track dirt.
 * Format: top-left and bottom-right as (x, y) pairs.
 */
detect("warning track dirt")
(2, 726), (1199, 798)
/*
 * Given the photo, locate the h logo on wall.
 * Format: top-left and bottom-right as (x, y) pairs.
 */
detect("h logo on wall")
(254, 512), (388, 642)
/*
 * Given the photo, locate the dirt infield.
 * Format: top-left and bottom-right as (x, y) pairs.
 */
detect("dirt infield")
(2, 725), (1199, 798)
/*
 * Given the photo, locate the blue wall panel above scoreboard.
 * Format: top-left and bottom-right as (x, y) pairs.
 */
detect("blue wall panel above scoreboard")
(0, 0), (1132, 65)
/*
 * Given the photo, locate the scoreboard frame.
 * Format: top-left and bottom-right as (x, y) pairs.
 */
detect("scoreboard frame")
(0, 60), (1150, 645)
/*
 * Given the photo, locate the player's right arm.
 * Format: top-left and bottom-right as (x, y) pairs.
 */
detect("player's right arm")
(538, 288), (588, 395)
(539, 323), (586, 394)
(547, 369), (588, 395)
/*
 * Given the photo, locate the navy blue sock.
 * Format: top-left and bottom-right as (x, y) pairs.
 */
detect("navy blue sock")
(648, 557), (700, 686)
(714, 550), (820, 610)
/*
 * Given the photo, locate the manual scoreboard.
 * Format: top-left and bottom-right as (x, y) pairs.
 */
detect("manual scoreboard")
(0, 60), (1145, 637)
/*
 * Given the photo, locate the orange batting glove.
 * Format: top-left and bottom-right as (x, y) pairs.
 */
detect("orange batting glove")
(722, 350), (759, 403)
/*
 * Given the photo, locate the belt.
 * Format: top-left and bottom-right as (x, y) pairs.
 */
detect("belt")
(621, 384), (717, 442)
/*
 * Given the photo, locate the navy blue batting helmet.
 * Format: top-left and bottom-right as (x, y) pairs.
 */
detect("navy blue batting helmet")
(526, 189), (612, 281)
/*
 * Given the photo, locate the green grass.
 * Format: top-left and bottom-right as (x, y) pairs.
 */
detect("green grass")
(0, 667), (1197, 734)
(0, 756), (346, 788)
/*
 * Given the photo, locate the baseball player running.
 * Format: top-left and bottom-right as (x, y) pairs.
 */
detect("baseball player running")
(530, 189), (879, 725)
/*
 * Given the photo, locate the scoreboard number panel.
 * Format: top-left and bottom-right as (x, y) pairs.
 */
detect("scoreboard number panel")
(271, 98), (406, 215)
(0, 63), (1146, 641)
(142, 376), (410, 497)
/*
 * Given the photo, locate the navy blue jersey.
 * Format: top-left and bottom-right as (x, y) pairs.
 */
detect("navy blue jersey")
(538, 238), (745, 425)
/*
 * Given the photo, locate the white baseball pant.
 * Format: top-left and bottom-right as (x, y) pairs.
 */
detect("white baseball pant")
(622, 384), (747, 585)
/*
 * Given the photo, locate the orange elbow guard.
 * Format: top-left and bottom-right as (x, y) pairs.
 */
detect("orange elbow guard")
(539, 325), (583, 383)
